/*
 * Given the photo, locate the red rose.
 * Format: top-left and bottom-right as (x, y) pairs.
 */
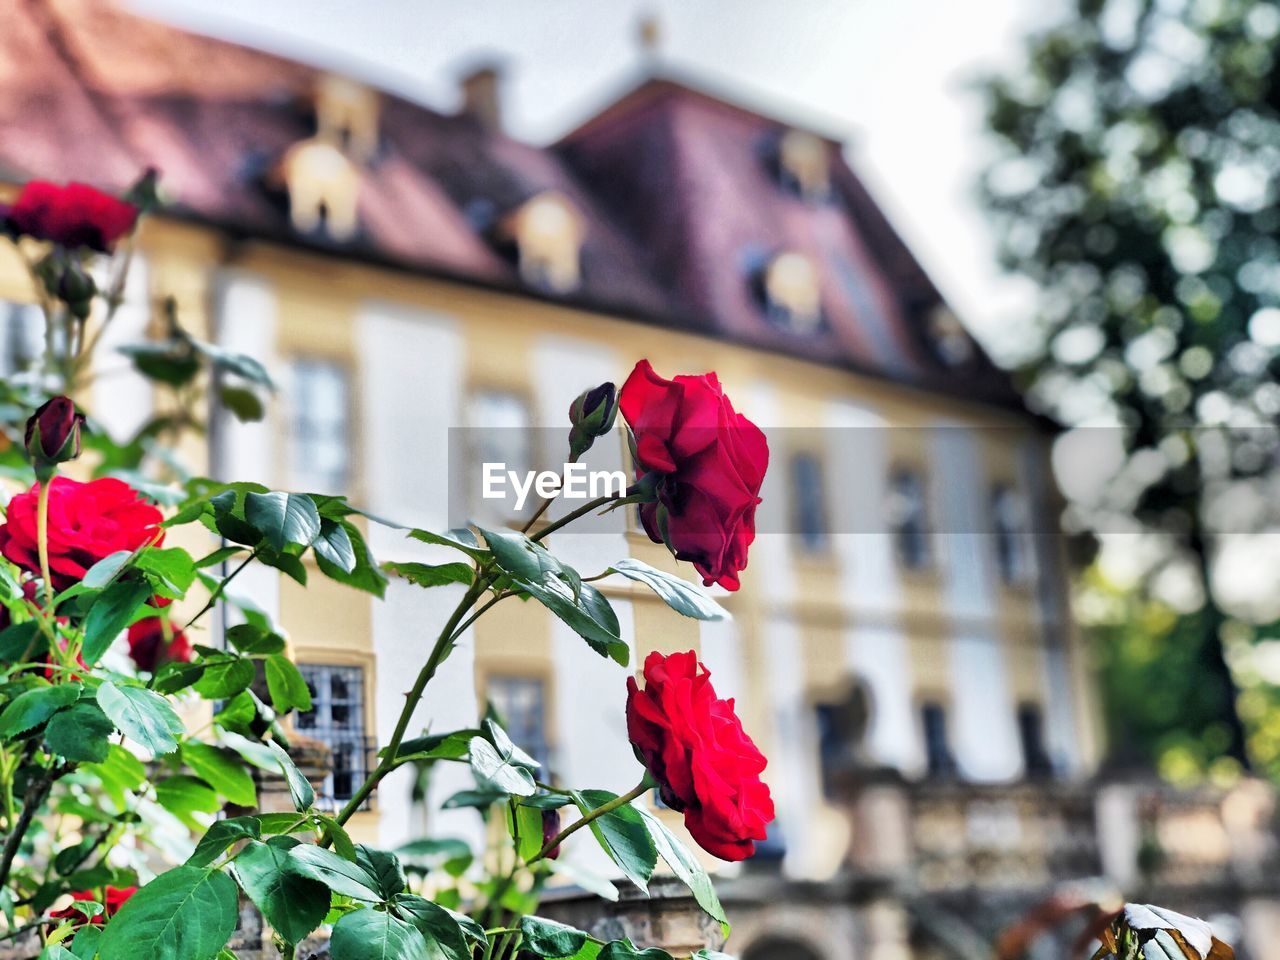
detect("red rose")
(619, 360), (768, 591)
(4, 181), (138, 253)
(0, 477), (164, 591)
(128, 617), (192, 673)
(626, 650), (774, 861)
(48, 885), (137, 928)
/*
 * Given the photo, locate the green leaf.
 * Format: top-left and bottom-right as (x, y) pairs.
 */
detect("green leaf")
(383, 562), (474, 589)
(0, 684), (81, 737)
(468, 737), (536, 797)
(483, 718), (540, 770)
(393, 729), (479, 761)
(155, 776), (222, 824)
(266, 740), (315, 811)
(285, 844), (382, 902)
(407, 527), (487, 559)
(68, 924), (102, 958)
(218, 385), (265, 423)
(244, 492), (321, 553)
(597, 941), (675, 960)
(394, 838), (473, 876)
(136, 548), (198, 597)
(97, 865), (238, 960)
(608, 559), (728, 621)
(636, 806), (727, 929)
(232, 837), (330, 945)
(183, 742), (258, 807)
(45, 700), (114, 763)
(573, 789), (657, 893)
(316, 520), (387, 598)
(477, 527), (627, 665)
(39, 946), (77, 960)
(331, 906), (429, 960)
(97, 682), (183, 756)
(193, 657), (255, 700)
(265, 655), (312, 713)
(520, 916), (591, 959)
(355, 845), (406, 898)
(81, 551), (134, 589)
(393, 894), (472, 960)
(312, 519), (357, 574)
(83, 580), (152, 665)
(0, 621), (43, 661)
(188, 816), (262, 868)
(225, 625), (285, 656)
(512, 802), (545, 862)
(83, 743), (146, 811)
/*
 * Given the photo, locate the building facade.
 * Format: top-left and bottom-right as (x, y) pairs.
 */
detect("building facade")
(4, 2), (1249, 957)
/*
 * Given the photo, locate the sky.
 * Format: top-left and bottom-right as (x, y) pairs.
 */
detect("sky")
(134, 0), (1063, 362)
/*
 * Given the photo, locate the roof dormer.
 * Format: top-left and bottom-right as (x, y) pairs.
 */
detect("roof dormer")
(926, 306), (976, 367)
(759, 251), (824, 334)
(778, 129), (830, 202)
(498, 191), (585, 293)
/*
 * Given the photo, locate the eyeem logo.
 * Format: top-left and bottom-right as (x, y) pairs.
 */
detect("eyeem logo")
(483, 462), (628, 511)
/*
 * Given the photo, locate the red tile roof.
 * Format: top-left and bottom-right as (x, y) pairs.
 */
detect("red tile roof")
(0, 0), (1023, 409)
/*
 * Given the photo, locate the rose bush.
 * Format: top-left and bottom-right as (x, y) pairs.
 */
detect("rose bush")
(0, 168), (1218, 960)
(627, 650), (774, 860)
(620, 359), (769, 591)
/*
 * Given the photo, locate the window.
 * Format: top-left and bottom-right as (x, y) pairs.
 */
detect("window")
(920, 701), (956, 778)
(1017, 702), (1052, 778)
(991, 484), (1031, 585)
(0, 302), (44, 377)
(486, 675), (551, 771)
(888, 469), (931, 569)
(777, 129), (830, 201)
(503, 192), (584, 293)
(467, 390), (532, 522)
(790, 453), (829, 553)
(288, 359), (350, 493)
(296, 663), (371, 807)
(759, 252), (823, 334)
(927, 306), (975, 367)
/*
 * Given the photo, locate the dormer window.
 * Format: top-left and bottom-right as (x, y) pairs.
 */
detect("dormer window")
(314, 74), (380, 163)
(500, 191), (584, 293)
(927, 306), (975, 367)
(760, 251), (823, 333)
(778, 129), (830, 201)
(281, 138), (361, 240)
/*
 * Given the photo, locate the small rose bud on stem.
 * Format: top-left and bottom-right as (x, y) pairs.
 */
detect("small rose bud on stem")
(567, 381), (619, 460)
(25, 396), (84, 607)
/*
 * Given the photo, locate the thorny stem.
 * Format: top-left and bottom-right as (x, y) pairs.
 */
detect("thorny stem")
(182, 547), (261, 632)
(326, 575), (493, 836)
(0, 763), (70, 890)
(528, 779), (649, 864)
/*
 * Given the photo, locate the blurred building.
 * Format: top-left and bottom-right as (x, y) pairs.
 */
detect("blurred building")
(0, 1), (1276, 957)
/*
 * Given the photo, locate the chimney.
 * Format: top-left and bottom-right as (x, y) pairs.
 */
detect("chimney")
(460, 63), (503, 133)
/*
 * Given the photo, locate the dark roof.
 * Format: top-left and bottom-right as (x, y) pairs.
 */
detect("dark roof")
(0, 0), (1024, 410)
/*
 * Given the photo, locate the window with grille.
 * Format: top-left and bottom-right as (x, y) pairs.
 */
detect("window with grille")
(296, 663), (371, 807)
(790, 452), (829, 553)
(991, 483), (1031, 584)
(888, 468), (932, 570)
(287, 359), (350, 493)
(467, 391), (533, 523)
(0, 302), (44, 378)
(1017, 702), (1053, 778)
(486, 675), (551, 772)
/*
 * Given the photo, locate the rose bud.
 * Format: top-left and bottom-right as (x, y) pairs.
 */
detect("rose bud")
(541, 807), (562, 860)
(25, 396), (84, 477)
(55, 259), (97, 319)
(568, 381), (619, 460)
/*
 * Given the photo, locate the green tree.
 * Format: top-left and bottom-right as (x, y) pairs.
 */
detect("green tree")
(980, 0), (1280, 774)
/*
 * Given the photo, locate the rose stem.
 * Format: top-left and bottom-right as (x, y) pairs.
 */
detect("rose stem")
(527, 779), (650, 864)
(36, 480), (53, 610)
